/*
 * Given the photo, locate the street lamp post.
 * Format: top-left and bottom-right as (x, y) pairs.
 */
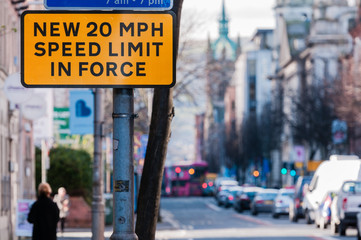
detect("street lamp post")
(110, 88), (138, 240)
(92, 88), (105, 240)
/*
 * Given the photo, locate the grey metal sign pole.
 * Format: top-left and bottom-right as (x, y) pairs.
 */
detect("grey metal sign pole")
(110, 88), (138, 240)
(92, 88), (105, 240)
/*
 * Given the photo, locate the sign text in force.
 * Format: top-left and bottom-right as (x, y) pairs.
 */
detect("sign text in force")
(21, 11), (175, 88)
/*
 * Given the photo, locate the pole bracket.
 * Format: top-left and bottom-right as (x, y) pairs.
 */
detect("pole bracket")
(112, 113), (139, 119)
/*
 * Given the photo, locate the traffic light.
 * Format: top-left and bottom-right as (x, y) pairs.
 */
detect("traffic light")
(290, 163), (296, 177)
(175, 167), (181, 177)
(253, 170), (260, 178)
(281, 162), (297, 177)
(281, 162), (288, 175)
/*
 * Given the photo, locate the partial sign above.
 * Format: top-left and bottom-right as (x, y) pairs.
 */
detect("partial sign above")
(293, 145), (305, 163)
(21, 11), (175, 88)
(21, 94), (47, 120)
(45, 0), (173, 10)
(4, 72), (33, 104)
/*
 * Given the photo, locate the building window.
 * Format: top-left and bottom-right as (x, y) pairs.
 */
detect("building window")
(231, 120), (236, 137)
(1, 176), (10, 213)
(249, 76), (256, 84)
(247, 59), (256, 77)
(25, 136), (31, 161)
(248, 59), (257, 113)
(249, 83), (256, 100)
(348, 18), (356, 32)
(249, 100), (257, 112)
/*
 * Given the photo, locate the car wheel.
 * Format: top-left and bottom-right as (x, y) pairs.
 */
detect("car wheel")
(251, 209), (257, 216)
(319, 219), (325, 229)
(331, 220), (338, 234)
(290, 213), (298, 223)
(315, 216), (320, 228)
(357, 224), (361, 240)
(272, 213), (279, 219)
(289, 210), (296, 222)
(305, 210), (313, 224)
(339, 223), (346, 236)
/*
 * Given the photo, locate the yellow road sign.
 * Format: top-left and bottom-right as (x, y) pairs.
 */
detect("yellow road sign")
(21, 11), (175, 88)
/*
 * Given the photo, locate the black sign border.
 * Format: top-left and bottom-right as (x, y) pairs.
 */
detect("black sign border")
(21, 10), (176, 88)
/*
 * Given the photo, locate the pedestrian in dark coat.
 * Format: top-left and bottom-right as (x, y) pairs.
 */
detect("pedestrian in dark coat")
(28, 183), (60, 240)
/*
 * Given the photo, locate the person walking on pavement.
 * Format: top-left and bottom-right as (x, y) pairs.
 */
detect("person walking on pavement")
(54, 187), (70, 233)
(28, 182), (60, 240)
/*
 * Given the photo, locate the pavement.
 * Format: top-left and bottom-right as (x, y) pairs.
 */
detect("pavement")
(57, 216), (175, 240)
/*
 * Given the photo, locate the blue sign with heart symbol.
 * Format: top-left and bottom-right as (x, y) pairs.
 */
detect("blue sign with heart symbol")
(76, 100), (92, 117)
(70, 90), (94, 135)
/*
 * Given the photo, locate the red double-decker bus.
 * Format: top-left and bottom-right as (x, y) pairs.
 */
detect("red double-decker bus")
(163, 162), (208, 197)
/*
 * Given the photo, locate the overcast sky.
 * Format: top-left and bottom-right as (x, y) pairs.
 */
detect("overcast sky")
(182, 0), (276, 39)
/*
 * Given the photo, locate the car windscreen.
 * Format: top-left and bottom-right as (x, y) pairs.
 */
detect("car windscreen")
(221, 181), (238, 186)
(342, 181), (361, 194)
(281, 192), (294, 198)
(258, 193), (278, 200)
(296, 178), (311, 198)
(246, 192), (257, 198)
(231, 189), (241, 195)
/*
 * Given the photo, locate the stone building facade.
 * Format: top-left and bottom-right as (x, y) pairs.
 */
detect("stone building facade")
(272, 0), (357, 181)
(0, 0), (36, 239)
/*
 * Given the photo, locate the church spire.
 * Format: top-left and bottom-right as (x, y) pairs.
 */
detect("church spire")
(219, 0), (229, 37)
(212, 0), (238, 61)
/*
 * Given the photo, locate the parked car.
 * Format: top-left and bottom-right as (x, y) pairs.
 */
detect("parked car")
(314, 191), (336, 229)
(214, 177), (238, 196)
(330, 180), (361, 236)
(223, 186), (243, 208)
(272, 188), (295, 218)
(233, 186), (261, 212)
(202, 179), (216, 196)
(251, 188), (279, 216)
(303, 155), (361, 224)
(216, 188), (232, 206)
(216, 182), (238, 203)
(202, 173), (218, 196)
(289, 176), (312, 222)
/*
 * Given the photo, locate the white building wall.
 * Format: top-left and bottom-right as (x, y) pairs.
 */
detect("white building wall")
(281, 61), (301, 163)
(234, 49), (273, 122)
(234, 53), (247, 130)
(256, 50), (273, 116)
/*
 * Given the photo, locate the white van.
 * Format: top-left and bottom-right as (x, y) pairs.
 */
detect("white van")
(303, 155), (361, 224)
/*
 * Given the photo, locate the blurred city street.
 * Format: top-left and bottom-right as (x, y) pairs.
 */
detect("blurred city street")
(57, 197), (358, 240)
(3, 0), (361, 239)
